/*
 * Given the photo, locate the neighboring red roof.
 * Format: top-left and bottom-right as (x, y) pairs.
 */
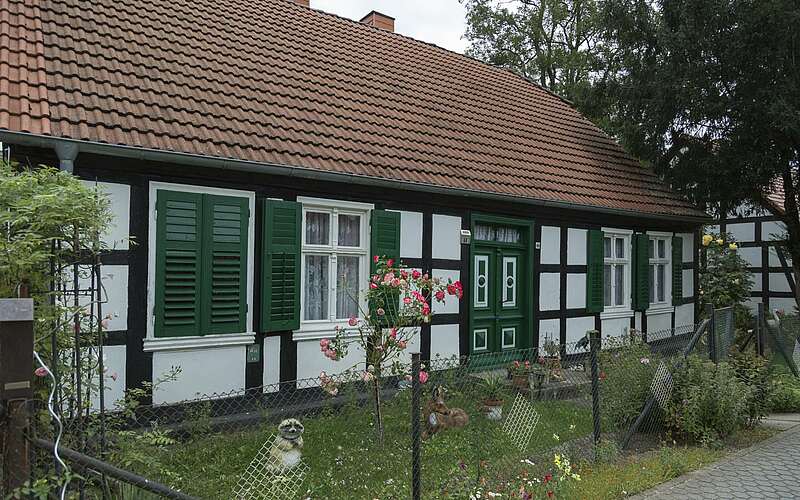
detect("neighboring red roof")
(0, 0), (706, 219)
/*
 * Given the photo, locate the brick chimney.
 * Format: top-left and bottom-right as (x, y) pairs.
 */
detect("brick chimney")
(359, 11), (394, 32)
(292, 0), (310, 6)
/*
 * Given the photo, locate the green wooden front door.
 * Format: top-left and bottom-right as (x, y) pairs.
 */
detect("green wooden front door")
(469, 216), (532, 358)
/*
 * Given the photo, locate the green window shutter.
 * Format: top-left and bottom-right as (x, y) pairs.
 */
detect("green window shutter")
(154, 190), (203, 338)
(201, 194), (249, 335)
(632, 233), (650, 312)
(672, 236), (683, 306)
(370, 210), (401, 271)
(586, 229), (604, 313)
(260, 199), (301, 332)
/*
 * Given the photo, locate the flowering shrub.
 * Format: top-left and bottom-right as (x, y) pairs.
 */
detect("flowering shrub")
(699, 231), (753, 311)
(467, 453), (581, 499)
(318, 255), (462, 442)
(508, 359), (534, 377)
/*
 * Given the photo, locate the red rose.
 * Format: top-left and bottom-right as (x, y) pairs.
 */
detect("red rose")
(373, 255), (379, 263)
(387, 258), (395, 267)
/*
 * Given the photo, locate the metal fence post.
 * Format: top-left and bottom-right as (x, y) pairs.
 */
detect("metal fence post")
(706, 304), (717, 363)
(756, 302), (765, 357)
(411, 352), (422, 500)
(0, 298), (34, 493)
(589, 330), (601, 452)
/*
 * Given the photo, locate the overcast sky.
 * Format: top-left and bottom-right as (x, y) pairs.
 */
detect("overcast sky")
(311, 0), (470, 53)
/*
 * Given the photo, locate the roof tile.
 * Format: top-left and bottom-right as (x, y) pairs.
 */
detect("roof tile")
(0, 0), (705, 218)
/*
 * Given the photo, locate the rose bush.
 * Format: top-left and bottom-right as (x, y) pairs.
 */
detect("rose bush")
(318, 255), (462, 443)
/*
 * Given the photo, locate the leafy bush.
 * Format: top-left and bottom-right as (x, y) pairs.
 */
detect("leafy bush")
(599, 337), (660, 430)
(730, 350), (771, 426)
(769, 374), (800, 412)
(667, 356), (749, 445)
(699, 232), (753, 310)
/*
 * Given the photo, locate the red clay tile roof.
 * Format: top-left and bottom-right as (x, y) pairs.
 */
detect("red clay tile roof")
(0, 0), (706, 219)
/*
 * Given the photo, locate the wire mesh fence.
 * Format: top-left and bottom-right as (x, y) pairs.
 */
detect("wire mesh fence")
(21, 316), (738, 499)
(764, 313), (800, 377)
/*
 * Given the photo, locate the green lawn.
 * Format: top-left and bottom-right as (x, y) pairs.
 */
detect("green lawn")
(116, 385), (593, 499)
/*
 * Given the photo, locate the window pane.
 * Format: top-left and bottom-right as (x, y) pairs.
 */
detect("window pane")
(657, 264), (665, 302)
(649, 239), (655, 259)
(305, 212), (330, 245)
(503, 328), (515, 348)
(649, 265), (655, 303)
(603, 237), (611, 258)
(614, 264), (624, 305)
(603, 264), (612, 307)
(475, 329), (487, 349)
(658, 239), (666, 259)
(496, 227), (520, 243)
(336, 256), (360, 319)
(303, 255), (329, 320)
(475, 224), (494, 241)
(615, 238), (625, 259)
(338, 214), (360, 247)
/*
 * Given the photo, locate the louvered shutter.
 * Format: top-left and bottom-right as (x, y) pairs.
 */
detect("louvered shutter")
(586, 229), (604, 313)
(370, 210), (401, 271)
(154, 190), (203, 338)
(370, 210), (401, 320)
(260, 200), (301, 332)
(632, 233), (650, 311)
(672, 236), (683, 306)
(201, 195), (249, 335)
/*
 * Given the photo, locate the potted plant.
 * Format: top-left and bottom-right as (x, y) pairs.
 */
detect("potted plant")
(508, 360), (533, 389)
(540, 335), (563, 383)
(480, 375), (505, 420)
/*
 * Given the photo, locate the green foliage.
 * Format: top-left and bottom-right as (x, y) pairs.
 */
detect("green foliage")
(666, 356), (749, 446)
(599, 336), (660, 430)
(699, 232), (753, 311)
(768, 373), (800, 413)
(730, 350), (771, 427)
(593, 439), (621, 464)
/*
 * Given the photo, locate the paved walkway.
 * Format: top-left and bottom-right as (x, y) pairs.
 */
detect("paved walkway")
(634, 414), (800, 499)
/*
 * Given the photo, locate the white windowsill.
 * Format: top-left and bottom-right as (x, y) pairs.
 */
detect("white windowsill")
(647, 304), (674, 316)
(293, 322), (361, 341)
(600, 308), (634, 320)
(143, 332), (255, 352)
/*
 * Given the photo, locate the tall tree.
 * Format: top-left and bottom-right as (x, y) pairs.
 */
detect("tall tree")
(599, 0), (800, 308)
(461, 0), (608, 116)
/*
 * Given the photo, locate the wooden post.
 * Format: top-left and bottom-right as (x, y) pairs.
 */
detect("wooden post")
(0, 298), (34, 493)
(706, 303), (717, 363)
(756, 302), (765, 357)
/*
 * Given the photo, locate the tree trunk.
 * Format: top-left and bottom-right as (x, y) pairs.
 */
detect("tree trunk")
(780, 169), (800, 312)
(372, 376), (384, 446)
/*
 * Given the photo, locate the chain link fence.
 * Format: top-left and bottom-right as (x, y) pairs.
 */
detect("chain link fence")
(20, 314), (739, 499)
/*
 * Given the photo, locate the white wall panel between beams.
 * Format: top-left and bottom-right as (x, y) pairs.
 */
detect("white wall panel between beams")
(682, 269), (694, 299)
(647, 311), (671, 333)
(77, 264), (129, 331)
(295, 338), (366, 381)
(153, 345), (246, 404)
(566, 273), (586, 309)
(566, 316), (594, 344)
(81, 181), (130, 250)
(432, 214), (461, 260)
(567, 228), (588, 265)
(432, 269), (460, 314)
(762, 221), (786, 241)
(538, 319), (560, 345)
(431, 324), (460, 362)
(89, 345), (126, 411)
(601, 317), (630, 340)
(539, 273), (560, 311)
(739, 247), (761, 267)
(675, 304), (694, 328)
(263, 336), (281, 389)
(770, 273), (792, 293)
(727, 222), (755, 243)
(540, 226), (560, 265)
(394, 210), (423, 259)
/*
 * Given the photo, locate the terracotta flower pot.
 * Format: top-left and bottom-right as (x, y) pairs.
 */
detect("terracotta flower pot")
(482, 399), (504, 420)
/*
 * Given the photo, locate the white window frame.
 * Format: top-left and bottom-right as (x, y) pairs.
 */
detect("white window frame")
(601, 228), (633, 319)
(473, 328), (489, 351)
(501, 327), (516, 349)
(474, 255), (489, 308)
(502, 256), (517, 308)
(144, 181), (256, 352)
(648, 232), (673, 312)
(296, 197), (373, 340)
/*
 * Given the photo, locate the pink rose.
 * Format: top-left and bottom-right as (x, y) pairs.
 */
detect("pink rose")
(412, 269), (421, 279)
(372, 274), (380, 283)
(435, 290), (445, 302)
(391, 278), (401, 287)
(109, 372), (118, 382)
(397, 340), (407, 349)
(348, 316), (358, 327)
(374, 255), (380, 263)
(421, 303), (431, 315)
(370, 282), (378, 289)
(34, 367), (48, 377)
(320, 338), (330, 348)
(400, 270), (409, 279)
(390, 328), (398, 339)
(387, 258), (395, 267)
(419, 371), (429, 384)
(403, 296), (412, 305)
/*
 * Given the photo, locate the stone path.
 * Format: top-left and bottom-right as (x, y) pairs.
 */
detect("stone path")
(634, 414), (800, 499)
